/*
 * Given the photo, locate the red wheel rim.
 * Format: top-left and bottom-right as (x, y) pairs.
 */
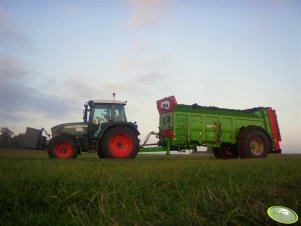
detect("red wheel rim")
(108, 133), (133, 157)
(54, 142), (72, 158)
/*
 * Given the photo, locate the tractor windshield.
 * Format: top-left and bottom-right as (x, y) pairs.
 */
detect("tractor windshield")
(92, 104), (126, 124)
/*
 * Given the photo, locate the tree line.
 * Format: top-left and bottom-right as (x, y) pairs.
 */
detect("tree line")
(0, 127), (26, 149)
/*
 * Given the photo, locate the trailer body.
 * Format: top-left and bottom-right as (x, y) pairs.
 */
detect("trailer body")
(156, 96), (281, 158)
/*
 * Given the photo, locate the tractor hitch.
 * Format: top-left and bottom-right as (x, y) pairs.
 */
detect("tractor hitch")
(141, 131), (160, 147)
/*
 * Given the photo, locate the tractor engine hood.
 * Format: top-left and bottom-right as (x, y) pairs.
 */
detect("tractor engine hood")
(51, 122), (88, 137)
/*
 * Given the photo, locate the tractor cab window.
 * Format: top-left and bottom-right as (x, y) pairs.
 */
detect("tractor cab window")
(115, 105), (127, 121)
(92, 104), (126, 124)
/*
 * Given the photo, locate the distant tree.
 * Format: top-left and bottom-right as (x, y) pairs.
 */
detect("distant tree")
(0, 127), (14, 148)
(0, 127), (14, 137)
(8, 133), (25, 149)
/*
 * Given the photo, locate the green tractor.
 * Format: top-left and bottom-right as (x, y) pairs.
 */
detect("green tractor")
(24, 98), (140, 159)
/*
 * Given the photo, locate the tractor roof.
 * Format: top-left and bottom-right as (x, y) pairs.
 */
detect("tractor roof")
(89, 100), (127, 105)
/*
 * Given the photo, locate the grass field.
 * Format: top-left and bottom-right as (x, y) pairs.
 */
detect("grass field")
(0, 151), (300, 226)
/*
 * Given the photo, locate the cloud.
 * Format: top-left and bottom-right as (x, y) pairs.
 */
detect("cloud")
(101, 72), (165, 95)
(37, 73), (164, 110)
(0, 8), (34, 52)
(132, 40), (148, 52)
(126, 0), (170, 27)
(0, 56), (29, 80)
(61, 76), (107, 102)
(0, 8), (8, 18)
(117, 57), (144, 70)
(131, 72), (162, 83)
(0, 56), (75, 122)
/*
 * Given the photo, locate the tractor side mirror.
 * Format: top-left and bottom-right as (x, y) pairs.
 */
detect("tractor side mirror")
(83, 103), (88, 122)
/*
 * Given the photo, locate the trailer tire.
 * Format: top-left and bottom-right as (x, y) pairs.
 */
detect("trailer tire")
(237, 126), (271, 158)
(99, 126), (139, 159)
(48, 136), (78, 159)
(212, 146), (238, 159)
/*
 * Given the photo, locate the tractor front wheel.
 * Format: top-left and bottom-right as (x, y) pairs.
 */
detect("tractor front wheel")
(48, 136), (78, 159)
(99, 127), (139, 159)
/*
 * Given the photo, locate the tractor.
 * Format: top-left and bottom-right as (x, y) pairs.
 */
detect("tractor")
(24, 98), (140, 159)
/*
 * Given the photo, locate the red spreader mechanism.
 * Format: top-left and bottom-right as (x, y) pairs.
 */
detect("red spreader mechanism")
(267, 107), (282, 153)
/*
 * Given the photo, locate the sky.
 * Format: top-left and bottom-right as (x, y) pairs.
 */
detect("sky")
(0, 0), (300, 153)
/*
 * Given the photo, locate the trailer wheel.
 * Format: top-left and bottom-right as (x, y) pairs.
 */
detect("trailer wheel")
(237, 127), (271, 158)
(212, 146), (238, 159)
(99, 126), (139, 159)
(48, 136), (78, 159)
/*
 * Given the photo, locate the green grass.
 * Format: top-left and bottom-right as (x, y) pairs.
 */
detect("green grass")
(0, 151), (300, 226)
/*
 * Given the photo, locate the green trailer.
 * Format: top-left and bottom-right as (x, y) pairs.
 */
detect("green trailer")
(147, 96), (281, 159)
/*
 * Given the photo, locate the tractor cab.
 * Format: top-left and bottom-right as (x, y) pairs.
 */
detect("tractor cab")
(83, 100), (127, 124)
(83, 100), (128, 138)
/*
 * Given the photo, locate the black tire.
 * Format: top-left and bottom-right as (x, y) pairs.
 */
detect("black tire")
(212, 146), (238, 159)
(98, 126), (139, 159)
(237, 126), (271, 158)
(47, 136), (78, 159)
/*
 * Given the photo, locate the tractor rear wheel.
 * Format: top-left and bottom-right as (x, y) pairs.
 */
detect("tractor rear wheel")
(99, 126), (139, 159)
(237, 126), (271, 158)
(48, 136), (78, 159)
